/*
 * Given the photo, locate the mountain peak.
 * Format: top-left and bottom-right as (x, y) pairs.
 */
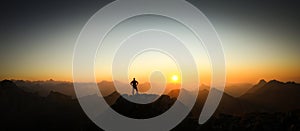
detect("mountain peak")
(0, 80), (17, 89)
(254, 79), (267, 88)
(258, 79), (267, 84)
(47, 91), (72, 100)
(242, 79), (267, 94)
(263, 80), (285, 88)
(268, 79), (282, 84)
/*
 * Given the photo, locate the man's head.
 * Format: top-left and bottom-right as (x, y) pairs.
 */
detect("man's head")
(133, 78), (135, 80)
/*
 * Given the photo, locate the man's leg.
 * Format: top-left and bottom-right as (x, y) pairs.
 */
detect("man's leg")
(135, 87), (138, 94)
(132, 87), (134, 95)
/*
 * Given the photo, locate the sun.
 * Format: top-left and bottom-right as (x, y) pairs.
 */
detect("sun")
(172, 75), (179, 82)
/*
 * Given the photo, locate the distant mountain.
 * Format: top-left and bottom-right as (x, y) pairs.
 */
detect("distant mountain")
(193, 83), (253, 97)
(138, 82), (151, 92)
(0, 80), (42, 112)
(168, 88), (248, 117)
(13, 79), (76, 97)
(244, 79), (267, 94)
(240, 79), (300, 111)
(12, 80), (119, 98)
(224, 83), (253, 97)
(98, 80), (118, 96)
(168, 83), (299, 117)
(103, 91), (120, 106)
(12, 79), (253, 99)
(0, 80), (99, 130)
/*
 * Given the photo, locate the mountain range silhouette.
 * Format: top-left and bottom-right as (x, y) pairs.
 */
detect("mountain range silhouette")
(0, 79), (300, 130)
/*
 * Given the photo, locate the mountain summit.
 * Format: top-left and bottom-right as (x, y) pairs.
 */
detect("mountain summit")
(244, 79), (266, 94)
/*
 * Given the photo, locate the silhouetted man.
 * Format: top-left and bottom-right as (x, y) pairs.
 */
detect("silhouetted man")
(130, 78), (139, 95)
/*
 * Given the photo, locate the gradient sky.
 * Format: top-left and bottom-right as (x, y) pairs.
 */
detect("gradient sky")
(0, 0), (299, 84)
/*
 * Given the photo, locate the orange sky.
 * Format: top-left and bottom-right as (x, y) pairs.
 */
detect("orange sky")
(1, 41), (299, 84)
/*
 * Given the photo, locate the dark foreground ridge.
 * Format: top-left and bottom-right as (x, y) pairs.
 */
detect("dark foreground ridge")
(0, 80), (300, 130)
(111, 94), (181, 119)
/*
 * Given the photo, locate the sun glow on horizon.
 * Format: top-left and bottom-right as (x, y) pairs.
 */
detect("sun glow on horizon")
(171, 75), (179, 82)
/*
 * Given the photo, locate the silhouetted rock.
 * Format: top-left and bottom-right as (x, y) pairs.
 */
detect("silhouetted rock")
(111, 93), (183, 119)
